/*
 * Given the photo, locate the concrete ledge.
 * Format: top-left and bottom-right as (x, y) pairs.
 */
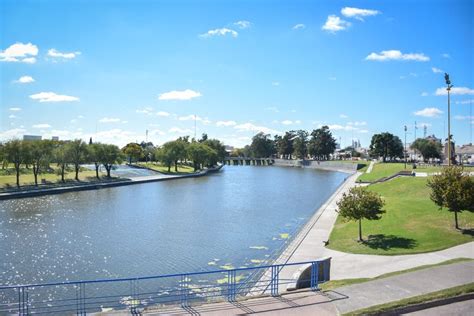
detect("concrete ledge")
(286, 257), (332, 291)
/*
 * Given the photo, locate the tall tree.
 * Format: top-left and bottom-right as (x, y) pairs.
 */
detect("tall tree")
(250, 132), (275, 158)
(369, 132), (403, 162)
(187, 142), (216, 171)
(337, 187), (385, 241)
(87, 143), (103, 179)
(427, 166), (474, 229)
(98, 144), (123, 178)
(308, 126), (337, 160)
(155, 145), (174, 172)
(29, 140), (54, 186)
(66, 139), (88, 181)
(4, 140), (26, 187)
(292, 130), (309, 159)
(275, 131), (295, 159)
(53, 142), (70, 182)
(203, 138), (227, 165)
(122, 143), (143, 164)
(410, 138), (442, 162)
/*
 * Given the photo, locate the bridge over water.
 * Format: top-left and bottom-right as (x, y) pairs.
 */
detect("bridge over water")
(224, 157), (275, 166)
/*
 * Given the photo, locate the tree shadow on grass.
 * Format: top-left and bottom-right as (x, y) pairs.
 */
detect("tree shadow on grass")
(461, 229), (474, 237)
(362, 234), (417, 250)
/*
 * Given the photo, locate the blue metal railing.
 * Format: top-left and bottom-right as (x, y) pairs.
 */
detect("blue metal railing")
(0, 259), (330, 315)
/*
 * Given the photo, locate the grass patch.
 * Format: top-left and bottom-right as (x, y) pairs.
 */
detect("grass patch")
(0, 166), (107, 189)
(358, 163), (411, 182)
(136, 162), (195, 174)
(343, 282), (474, 316)
(328, 177), (474, 255)
(321, 258), (472, 291)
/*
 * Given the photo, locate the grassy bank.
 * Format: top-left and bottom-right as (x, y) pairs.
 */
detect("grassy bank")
(328, 177), (474, 255)
(136, 162), (195, 174)
(0, 166), (108, 189)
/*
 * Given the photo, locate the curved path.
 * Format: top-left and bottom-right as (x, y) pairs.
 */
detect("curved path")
(278, 172), (474, 281)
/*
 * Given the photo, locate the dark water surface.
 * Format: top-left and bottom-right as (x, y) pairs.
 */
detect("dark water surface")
(0, 166), (346, 286)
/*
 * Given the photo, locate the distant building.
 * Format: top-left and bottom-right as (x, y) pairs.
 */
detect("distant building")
(426, 134), (442, 144)
(52, 136), (59, 141)
(23, 135), (42, 141)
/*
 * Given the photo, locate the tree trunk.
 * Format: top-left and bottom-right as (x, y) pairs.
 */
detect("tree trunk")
(33, 166), (38, 186)
(129, 156), (132, 164)
(168, 165), (171, 172)
(15, 164), (20, 188)
(95, 163), (99, 179)
(75, 164), (79, 181)
(454, 211), (459, 230)
(106, 165), (111, 178)
(61, 165), (65, 182)
(358, 219), (363, 241)
(175, 160), (178, 172)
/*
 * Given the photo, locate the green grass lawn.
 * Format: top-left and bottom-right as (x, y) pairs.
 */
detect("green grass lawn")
(137, 162), (195, 174)
(0, 167), (107, 189)
(328, 177), (474, 255)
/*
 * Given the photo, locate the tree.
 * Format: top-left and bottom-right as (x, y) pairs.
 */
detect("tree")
(292, 130), (308, 159)
(187, 142), (216, 171)
(275, 131), (295, 159)
(337, 187), (385, 241)
(29, 140), (54, 186)
(98, 144), (123, 178)
(122, 142), (143, 164)
(87, 143), (103, 179)
(369, 132), (403, 162)
(410, 138), (442, 162)
(66, 140), (88, 181)
(308, 126), (337, 160)
(4, 140), (26, 187)
(203, 138), (226, 165)
(250, 132), (275, 158)
(53, 142), (70, 182)
(427, 166), (474, 229)
(155, 145), (174, 172)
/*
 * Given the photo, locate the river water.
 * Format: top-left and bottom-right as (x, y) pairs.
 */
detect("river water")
(0, 166), (345, 288)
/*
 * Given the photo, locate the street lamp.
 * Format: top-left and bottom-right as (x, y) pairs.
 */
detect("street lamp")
(404, 125), (407, 169)
(445, 73), (453, 166)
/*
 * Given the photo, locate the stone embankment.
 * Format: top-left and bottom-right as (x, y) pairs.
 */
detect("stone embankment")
(273, 159), (359, 173)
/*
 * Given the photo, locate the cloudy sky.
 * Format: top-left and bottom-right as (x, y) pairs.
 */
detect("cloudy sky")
(1, 0), (473, 148)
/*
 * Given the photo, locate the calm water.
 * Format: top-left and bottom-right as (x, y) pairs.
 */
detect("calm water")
(0, 166), (346, 286)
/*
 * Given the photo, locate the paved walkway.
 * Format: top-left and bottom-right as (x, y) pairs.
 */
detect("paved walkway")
(333, 260), (474, 314)
(366, 161), (375, 173)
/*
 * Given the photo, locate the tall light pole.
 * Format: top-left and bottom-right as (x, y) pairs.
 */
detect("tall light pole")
(404, 125), (407, 169)
(445, 73), (453, 166)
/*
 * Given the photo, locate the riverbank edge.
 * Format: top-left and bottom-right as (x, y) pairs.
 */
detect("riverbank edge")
(273, 159), (358, 174)
(0, 164), (223, 201)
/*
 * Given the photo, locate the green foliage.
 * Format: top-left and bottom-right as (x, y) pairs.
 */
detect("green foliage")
(411, 138), (442, 162)
(308, 125), (337, 160)
(187, 142), (217, 171)
(292, 130), (308, 159)
(250, 132), (275, 158)
(97, 144), (123, 177)
(427, 166), (474, 229)
(337, 187), (385, 241)
(122, 142), (144, 164)
(275, 131), (295, 159)
(369, 132), (404, 162)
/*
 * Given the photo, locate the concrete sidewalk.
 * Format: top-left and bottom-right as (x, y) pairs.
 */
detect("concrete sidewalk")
(333, 260), (474, 314)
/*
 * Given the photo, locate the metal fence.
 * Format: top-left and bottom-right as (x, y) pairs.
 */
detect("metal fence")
(0, 259), (330, 315)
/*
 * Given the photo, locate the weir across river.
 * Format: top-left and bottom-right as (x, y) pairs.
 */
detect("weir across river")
(224, 158), (275, 166)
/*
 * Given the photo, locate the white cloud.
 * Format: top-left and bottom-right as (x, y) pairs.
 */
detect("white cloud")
(339, 114), (349, 119)
(327, 124), (358, 131)
(341, 7), (380, 20)
(15, 75), (35, 84)
(94, 129), (138, 147)
(9, 107), (21, 111)
(328, 76), (337, 81)
(421, 92), (429, 97)
(435, 87), (474, 96)
(149, 129), (165, 136)
(293, 24), (306, 30)
(0, 128), (27, 140)
(0, 42), (38, 63)
(47, 48), (81, 59)
(136, 106), (154, 114)
(454, 115), (474, 120)
(156, 111), (170, 117)
(265, 106), (279, 113)
(414, 107), (443, 117)
(358, 129), (369, 134)
(99, 117), (121, 123)
(441, 53), (450, 58)
(431, 67), (443, 73)
(348, 121), (367, 126)
(32, 123), (51, 129)
(169, 127), (193, 134)
(179, 114), (202, 121)
(30, 92), (79, 102)
(199, 28), (238, 38)
(322, 15), (351, 32)
(216, 120), (237, 127)
(9, 114), (17, 119)
(271, 82), (280, 86)
(158, 89), (202, 100)
(456, 99), (474, 105)
(234, 122), (279, 134)
(234, 20), (251, 29)
(281, 120), (301, 125)
(365, 50), (429, 62)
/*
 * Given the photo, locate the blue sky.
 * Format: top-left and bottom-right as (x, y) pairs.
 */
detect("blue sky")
(1, 0), (473, 148)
